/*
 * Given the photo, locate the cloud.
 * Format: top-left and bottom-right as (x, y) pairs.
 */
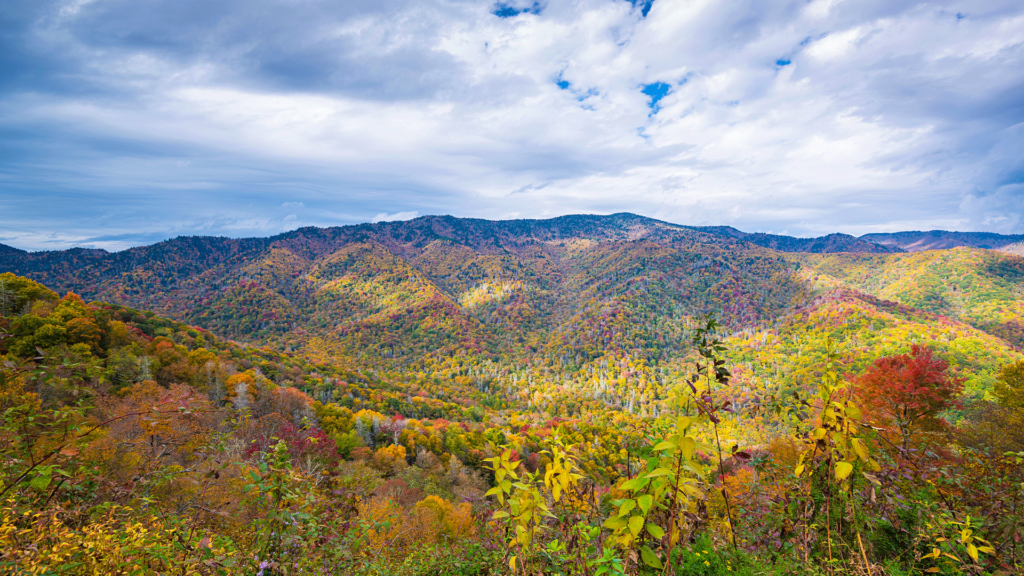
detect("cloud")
(0, 0), (1022, 250)
(371, 211), (420, 223)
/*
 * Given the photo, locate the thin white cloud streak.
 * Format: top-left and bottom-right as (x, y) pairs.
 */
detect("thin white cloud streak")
(372, 211), (420, 223)
(1, 0), (1022, 250)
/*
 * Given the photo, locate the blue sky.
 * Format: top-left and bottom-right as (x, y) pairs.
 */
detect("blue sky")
(1, 0), (1023, 251)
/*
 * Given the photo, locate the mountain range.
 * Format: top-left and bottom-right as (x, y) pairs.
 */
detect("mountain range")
(1, 213), (1021, 410)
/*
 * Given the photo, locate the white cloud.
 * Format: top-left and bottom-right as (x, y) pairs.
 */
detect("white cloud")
(371, 211), (420, 223)
(1, 0), (1022, 250)
(805, 26), (870, 61)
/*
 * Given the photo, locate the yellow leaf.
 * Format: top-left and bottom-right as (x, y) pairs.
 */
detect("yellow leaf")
(851, 438), (869, 461)
(629, 515), (644, 537)
(835, 461), (853, 480)
(509, 556), (517, 571)
(967, 543), (978, 561)
(845, 404), (863, 421)
(677, 415), (691, 431)
(680, 437), (696, 460)
(794, 464), (805, 477)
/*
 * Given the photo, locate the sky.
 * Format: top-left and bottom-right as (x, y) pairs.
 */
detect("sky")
(1, 0), (1023, 251)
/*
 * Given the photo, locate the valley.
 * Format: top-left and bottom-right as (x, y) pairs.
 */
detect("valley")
(2, 213), (1023, 575)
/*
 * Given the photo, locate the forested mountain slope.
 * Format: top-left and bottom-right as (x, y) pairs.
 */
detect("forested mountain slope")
(794, 248), (1024, 346)
(2, 214), (1023, 381)
(0, 214), (800, 356)
(4, 217), (1024, 575)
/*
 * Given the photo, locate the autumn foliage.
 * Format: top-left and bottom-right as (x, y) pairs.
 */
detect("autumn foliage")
(853, 344), (964, 451)
(1, 224), (1023, 576)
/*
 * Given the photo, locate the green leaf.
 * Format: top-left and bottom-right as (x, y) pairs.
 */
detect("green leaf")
(603, 516), (627, 530)
(637, 494), (653, 515)
(618, 499), (636, 515)
(846, 404), (863, 421)
(29, 472), (52, 491)
(619, 478), (641, 491)
(644, 468), (673, 479)
(492, 511), (510, 519)
(640, 546), (663, 569)
(835, 461), (854, 480)
(653, 441), (676, 452)
(646, 523), (665, 539)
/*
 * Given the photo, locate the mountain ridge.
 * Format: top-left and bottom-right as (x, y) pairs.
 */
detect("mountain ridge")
(6, 213), (1023, 259)
(861, 230), (1024, 253)
(2, 213), (1022, 371)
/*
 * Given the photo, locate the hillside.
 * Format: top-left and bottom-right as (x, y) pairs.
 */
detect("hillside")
(0, 214), (792, 355)
(793, 248), (1024, 346)
(3, 216), (1024, 574)
(2, 214), (1022, 416)
(2, 214), (1022, 375)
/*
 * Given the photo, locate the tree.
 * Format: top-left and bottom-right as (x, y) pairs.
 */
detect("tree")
(854, 345), (964, 452)
(993, 360), (1024, 411)
(965, 360), (1024, 452)
(0, 273), (58, 317)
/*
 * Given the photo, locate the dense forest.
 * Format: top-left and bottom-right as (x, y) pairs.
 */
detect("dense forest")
(1, 215), (1023, 575)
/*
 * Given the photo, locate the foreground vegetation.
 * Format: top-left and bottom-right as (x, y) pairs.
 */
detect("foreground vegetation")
(1, 272), (1023, 575)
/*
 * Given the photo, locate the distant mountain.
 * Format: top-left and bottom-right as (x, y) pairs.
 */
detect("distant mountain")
(0, 214), (823, 364)
(694, 226), (901, 253)
(2, 212), (1022, 414)
(1, 213), (1022, 369)
(861, 230), (1024, 253)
